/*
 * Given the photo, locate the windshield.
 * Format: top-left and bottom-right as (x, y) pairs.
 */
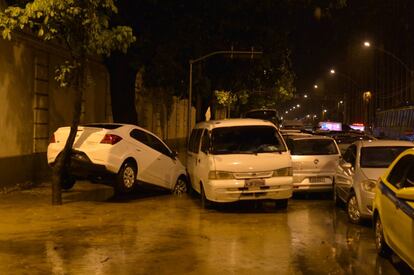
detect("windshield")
(287, 139), (339, 155)
(360, 146), (412, 168)
(210, 126), (286, 155)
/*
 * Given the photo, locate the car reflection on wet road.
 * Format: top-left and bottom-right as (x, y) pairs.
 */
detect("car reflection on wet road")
(0, 185), (410, 274)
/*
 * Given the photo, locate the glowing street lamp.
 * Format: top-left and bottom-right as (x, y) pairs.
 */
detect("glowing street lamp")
(314, 84), (318, 89)
(363, 41), (370, 47)
(296, 104), (300, 108)
(304, 94), (308, 98)
(330, 69), (335, 74)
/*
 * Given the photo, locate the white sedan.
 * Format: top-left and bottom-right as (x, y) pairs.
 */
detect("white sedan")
(47, 123), (188, 194)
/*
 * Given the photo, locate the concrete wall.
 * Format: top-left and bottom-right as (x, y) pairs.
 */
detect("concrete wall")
(0, 31), (110, 188)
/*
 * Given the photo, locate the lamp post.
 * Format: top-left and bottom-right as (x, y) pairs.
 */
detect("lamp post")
(363, 41), (413, 74)
(187, 49), (263, 139)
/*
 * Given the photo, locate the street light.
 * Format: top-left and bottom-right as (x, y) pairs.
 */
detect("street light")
(304, 94), (308, 98)
(314, 84), (318, 89)
(296, 104), (300, 108)
(363, 40), (412, 74)
(330, 69), (335, 74)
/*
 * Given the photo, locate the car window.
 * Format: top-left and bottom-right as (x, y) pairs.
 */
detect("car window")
(200, 130), (210, 154)
(387, 155), (414, 189)
(210, 126), (286, 155)
(360, 147), (412, 168)
(343, 145), (356, 166)
(288, 139), (338, 155)
(188, 129), (203, 153)
(130, 129), (150, 146)
(147, 134), (171, 157)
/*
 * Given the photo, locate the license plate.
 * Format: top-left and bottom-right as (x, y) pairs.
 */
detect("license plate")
(309, 177), (325, 183)
(245, 178), (265, 188)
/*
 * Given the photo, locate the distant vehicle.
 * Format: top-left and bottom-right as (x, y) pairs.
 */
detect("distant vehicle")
(281, 119), (305, 131)
(318, 121), (343, 131)
(47, 123), (188, 194)
(284, 136), (341, 192)
(334, 140), (413, 224)
(331, 132), (377, 154)
(187, 118), (293, 209)
(243, 108), (281, 126)
(374, 105), (414, 140)
(373, 148), (414, 269)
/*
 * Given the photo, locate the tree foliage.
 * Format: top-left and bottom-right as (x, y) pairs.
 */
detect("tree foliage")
(0, 0), (135, 204)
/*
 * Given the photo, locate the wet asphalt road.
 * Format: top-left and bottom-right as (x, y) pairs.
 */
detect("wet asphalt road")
(0, 183), (411, 275)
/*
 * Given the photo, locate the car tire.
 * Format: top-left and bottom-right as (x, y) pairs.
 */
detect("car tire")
(115, 161), (137, 194)
(375, 215), (391, 257)
(172, 176), (188, 195)
(275, 199), (288, 210)
(61, 175), (76, 190)
(200, 184), (212, 209)
(347, 193), (361, 224)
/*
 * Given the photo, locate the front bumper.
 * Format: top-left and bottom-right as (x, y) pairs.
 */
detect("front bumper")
(204, 176), (293, 203)
(359, 189), (376, 217)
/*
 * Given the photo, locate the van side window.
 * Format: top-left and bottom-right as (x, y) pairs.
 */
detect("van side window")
(188, 129), (203, 153)
(200, 130), (210, 154)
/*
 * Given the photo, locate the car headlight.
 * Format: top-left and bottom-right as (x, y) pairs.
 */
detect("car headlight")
(208, 171), (235, 180)
(362, 179), (377, 192)
(272, 167), (293, 177)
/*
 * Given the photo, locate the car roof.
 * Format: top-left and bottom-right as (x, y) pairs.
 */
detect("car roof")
(194, 118), (276, 130)
(356, 139), (414, 148)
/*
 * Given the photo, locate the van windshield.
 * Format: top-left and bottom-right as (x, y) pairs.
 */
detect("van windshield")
(210, 126), (286, 155)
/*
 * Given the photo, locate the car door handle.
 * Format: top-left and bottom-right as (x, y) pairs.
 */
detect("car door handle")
(136, 148), (141, 152)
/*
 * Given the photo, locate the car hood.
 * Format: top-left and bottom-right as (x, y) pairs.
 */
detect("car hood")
(212, 152), (291, 172)
(359, 167), (388, 181)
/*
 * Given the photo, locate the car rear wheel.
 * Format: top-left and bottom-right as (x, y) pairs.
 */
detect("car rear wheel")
(172, 176), (188, 195)
(115, 162), (137, 194)
(375, 216), (391, 257)
(347, 193), (361, 224)
(200, 184), (212, 209)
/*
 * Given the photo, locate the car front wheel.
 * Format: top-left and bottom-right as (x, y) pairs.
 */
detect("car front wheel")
(375, 215), (391, 257)
(61, 175), (76, 190)
(347, 193), (361, 224)
(115, 162), (137, 194)
(172, 176), (188, 195)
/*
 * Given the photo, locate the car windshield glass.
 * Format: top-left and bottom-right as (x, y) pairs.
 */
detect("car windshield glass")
(210, 126), (286, 155)
(288, 139), (338, 155)
(360, 146), (412, 168)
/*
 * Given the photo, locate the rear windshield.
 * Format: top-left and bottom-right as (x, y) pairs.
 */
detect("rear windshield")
(360, 146), (412, 168)
(82, 124), (122, 129)
(211, 126), (286, 155)
(287, 139), (338, 155)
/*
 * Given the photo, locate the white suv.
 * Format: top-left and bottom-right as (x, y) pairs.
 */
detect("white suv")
(187, 119), (293, 208)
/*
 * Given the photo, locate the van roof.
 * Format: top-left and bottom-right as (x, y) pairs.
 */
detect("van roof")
(194, 118), (276, 130)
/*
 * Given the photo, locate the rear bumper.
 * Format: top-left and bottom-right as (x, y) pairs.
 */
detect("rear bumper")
(50, 151), (116, 181)
(292, 173), (334, 192)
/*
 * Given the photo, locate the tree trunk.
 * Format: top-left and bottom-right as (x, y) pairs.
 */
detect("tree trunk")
(51, 60), (86, 205)
(105, 53), (138, 124)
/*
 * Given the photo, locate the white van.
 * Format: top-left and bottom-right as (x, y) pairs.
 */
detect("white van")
(187, 118), (293, 208)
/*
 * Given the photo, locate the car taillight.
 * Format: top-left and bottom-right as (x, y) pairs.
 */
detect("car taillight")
(50, 134), (56, 143)
(100, 134), (122, 145)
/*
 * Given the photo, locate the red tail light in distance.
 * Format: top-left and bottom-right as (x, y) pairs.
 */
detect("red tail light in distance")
(100, 134), (122, 145)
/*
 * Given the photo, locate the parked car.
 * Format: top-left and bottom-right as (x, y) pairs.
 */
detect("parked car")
(373, 148), (414, 270)
(334, 140), (413, 224)
(47, 123), (188, 194)
(243, 108), (281, 126)
(187, 118), (293, 208)
(284, 136), (341, 192)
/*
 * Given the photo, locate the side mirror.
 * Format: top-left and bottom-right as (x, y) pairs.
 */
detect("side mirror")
(171, 151), (178, 159)
(396, 188), (414, 201)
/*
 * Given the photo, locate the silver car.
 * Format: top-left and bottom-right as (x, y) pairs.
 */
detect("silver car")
(285, 136), (341, 192)
(334, 140), (413, 224)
